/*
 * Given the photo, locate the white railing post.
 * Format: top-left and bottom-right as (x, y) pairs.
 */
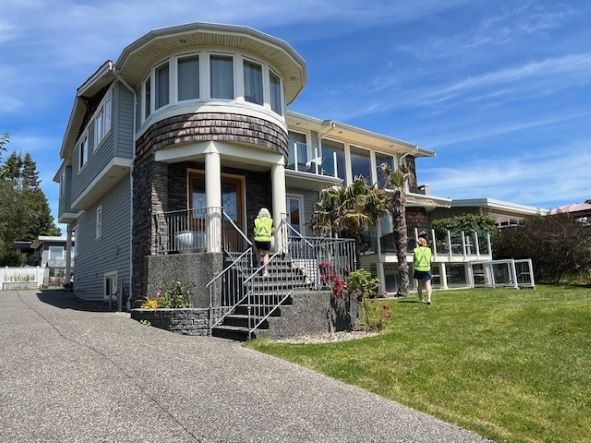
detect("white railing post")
(528, 258), (535, 288)
(447, 230), (452, 259)
(474, 232), (480, 258)
(487, 232), (492, 258)
(461, 231), (467, 259)
(333, 151), (338, 178)
(431, 229), (437, 257)
(293, 142), (299, 172)
(314, 147), (319, 174)
(440, 262), (448, 290)
(510, 259), (519, 289)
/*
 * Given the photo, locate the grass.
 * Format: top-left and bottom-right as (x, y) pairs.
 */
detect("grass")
(246, 285), (591, 442)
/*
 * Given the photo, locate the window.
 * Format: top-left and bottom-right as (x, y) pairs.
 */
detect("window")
(243, 60), (263, 105)
(287, 131), (308, 171)
(375, 153), (395, 188)
(93, 94), (111, 149)
(178, 55), (200, 101)
(96, 206), (102, 240)
(144, 76), (151, 119)
(60, 169), (65, 198)
(350, 146), (372, 183)
(321, 139), (346, 180)
(49, 247), (64, 260)
(269, 70), (282, 115)
(104, 272), (118, 299)
(79, 136), (88, 170)
(155, 62), (170, 109)
(210, 55), (234, 99)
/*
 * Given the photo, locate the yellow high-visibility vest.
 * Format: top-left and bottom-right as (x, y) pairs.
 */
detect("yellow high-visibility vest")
(254, 217), (273, 242)
(413, 246), (432, 271)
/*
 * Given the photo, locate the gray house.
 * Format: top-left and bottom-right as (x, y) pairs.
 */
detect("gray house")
(55, 22), (501, 338)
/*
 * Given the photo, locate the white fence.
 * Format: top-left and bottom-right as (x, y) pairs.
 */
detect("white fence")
(0, 266), (45, 290)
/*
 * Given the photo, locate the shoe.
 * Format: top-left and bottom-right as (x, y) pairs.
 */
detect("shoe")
(263, 271), (269, 277)
(427, 300), (432, 305)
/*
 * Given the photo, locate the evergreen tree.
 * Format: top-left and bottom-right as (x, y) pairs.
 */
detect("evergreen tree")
(0, 142), (61, 265)
(22, 153), (40, 190)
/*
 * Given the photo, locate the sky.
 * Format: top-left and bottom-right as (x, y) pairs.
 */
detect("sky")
(1, 0), (590, 231)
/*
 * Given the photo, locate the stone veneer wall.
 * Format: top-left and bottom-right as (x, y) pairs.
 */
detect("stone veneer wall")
(131, 308), (209, 336)
(136, 113), (288, 160)
(406, 207), (429, 228)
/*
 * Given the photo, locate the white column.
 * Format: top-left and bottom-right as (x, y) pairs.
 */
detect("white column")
(440, 262), (448, 290)
(205, 151), (222, 253)
(271, 162), (287, 253)
(65, 225), (73, 281)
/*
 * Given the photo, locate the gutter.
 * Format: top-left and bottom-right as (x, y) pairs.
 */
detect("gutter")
(111, 61), (137, 310)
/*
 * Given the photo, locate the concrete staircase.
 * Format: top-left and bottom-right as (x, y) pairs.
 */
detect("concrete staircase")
(211, 257), (311, 341)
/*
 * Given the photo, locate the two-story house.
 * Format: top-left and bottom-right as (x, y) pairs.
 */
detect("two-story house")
(56, 22), (509, 338)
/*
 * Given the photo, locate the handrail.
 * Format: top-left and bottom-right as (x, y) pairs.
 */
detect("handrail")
(206, 247), (252, 288)
(242, 247), (284, 284)
(223, 210), (252, 247)
(279, 217), (314, 248)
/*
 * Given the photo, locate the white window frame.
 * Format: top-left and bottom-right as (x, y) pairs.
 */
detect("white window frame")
(209, 52), (236, 101)
(96, 205), (102, 240)
(287, 129), (314, 172)
(175, 53), (201, 103)
(268, 67), (284, 116)
(154, 60), (171, 111)
(78, 134), (89, 173)
(348, 145), (372, 185)
(142, 74), (152, 122)
(93, 92), (112, 152)
(104, 271), (118, 300)
(242, 57), (264, 106)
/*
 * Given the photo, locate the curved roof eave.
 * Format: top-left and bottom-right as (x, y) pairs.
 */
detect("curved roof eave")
(114, 21), (307, 104)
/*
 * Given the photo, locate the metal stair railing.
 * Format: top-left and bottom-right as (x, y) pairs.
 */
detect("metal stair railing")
(206, 247), (253, 333)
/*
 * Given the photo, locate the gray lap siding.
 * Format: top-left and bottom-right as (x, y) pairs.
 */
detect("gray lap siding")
(74, 176), (131, 300)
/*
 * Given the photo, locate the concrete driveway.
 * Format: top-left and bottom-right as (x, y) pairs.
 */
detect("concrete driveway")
(0, 290), (487, 442)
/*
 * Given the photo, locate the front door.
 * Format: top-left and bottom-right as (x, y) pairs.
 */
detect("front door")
(188, 171), (245, 250)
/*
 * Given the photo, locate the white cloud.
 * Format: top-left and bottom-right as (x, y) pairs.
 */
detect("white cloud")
(421, 142), (591, 206)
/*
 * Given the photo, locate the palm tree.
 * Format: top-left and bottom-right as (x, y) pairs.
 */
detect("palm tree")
(310, 177), (387, 267)
(380, 161), (410, 296)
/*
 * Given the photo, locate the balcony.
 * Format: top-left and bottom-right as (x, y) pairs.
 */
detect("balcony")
(285, 141), (342, 189)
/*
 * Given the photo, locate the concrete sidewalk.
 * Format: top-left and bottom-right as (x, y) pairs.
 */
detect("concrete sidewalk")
(0, 290), (487, 442)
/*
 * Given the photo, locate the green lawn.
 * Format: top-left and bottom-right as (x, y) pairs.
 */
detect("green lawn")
(247, 285), (591, 442)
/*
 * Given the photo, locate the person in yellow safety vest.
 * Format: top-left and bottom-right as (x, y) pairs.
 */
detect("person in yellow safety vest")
(253, 208), (275, 277)
(413, 236), (433, 304)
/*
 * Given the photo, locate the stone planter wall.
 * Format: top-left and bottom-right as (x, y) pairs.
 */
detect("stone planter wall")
(131, 308), (210, 336)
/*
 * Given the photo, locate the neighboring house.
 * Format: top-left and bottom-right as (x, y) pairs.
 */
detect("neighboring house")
(549, 200), (591, 225)
(54, 22), (514, 336)
(431, 198), (549, 228)
(29, 236), (76, 286)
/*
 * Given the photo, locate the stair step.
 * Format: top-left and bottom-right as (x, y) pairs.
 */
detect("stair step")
(223, 314), (269, 328)
(211, 325), (252, 341)
(234, 304), (283, 316)
(241, 294), (293, 305)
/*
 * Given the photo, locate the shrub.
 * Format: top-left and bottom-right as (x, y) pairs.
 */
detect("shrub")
(359, 299), (392, 332)
(347, 268), (379, 301)
(494, 213), (591, 283)
(141, 281), (195, 309)
(431, 214), (497, 235)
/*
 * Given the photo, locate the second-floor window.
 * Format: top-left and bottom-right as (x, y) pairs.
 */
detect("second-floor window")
(60, 169), (65, 198)
(350, 146), (372, 183)
(155, 62), (170, 109)
(243, 60), (263, 105)
(79, 136), (88, 170)
(375, 153), (395, 188)
(178, 55), (200, 101)
(93, 94), (112, 149)
(210, 55), (234, 99)
(96, 206), (102, 240)
(144, 76), (151, 119)
(269, 70), (282, 115)
(49, 246), (64, 260)
(321, 139), (346, 180)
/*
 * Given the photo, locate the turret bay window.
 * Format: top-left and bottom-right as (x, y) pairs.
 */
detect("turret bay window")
(375, 152), (395, 188)
(178, 55), (200, 101)
(350, 146), (372, 183)
(321, 139), (346, 180)
(144, 76), (151, 119)
(210, 55), (234, 99)
(269, 70), (282, 115)
(243, 60), (263, 105)
(155, 62), (170, 109)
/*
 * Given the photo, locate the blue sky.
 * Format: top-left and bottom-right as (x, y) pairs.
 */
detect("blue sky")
(1, 0), (590, 231)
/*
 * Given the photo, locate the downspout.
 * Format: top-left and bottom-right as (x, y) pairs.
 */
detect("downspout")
(110, 61), (137, 311)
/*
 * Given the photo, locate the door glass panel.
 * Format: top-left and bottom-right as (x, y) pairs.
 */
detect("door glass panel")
(191, 177), (206, 219)
(287, 197), (302, 234)
(222, 182), (239, 222)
